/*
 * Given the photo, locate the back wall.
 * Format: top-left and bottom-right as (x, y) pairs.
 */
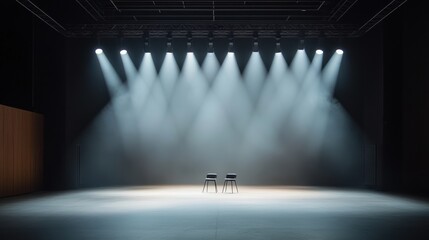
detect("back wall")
(62, 34), (383, 187)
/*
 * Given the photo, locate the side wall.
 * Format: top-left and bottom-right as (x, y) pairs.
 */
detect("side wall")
(382, 1), (429, 194)
(0, 104), (43, 197)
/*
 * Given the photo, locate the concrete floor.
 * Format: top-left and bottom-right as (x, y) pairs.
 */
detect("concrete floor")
(1, 186), (429, 240)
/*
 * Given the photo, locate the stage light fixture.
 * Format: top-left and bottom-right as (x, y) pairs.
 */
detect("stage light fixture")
(143, 37), (150, 53)
(336, 49), (344, 55)
(166, 38), (173, 53)
(275, 39), (281, 53)
(208, 38), (214, 53)
(187, 38), (193, 53)
(120, 49), (127, 55)
(95, 48), (103, 54)
(316, 34), (325, 55)
(298, 39), (305, 50)
(228, 39), (234, 53)
(253, 38), (259, 52)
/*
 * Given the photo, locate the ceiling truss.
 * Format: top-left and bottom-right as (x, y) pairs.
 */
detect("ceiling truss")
(16, 0), (407, 38)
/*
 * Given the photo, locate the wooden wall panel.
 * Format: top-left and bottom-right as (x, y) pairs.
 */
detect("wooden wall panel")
(4, 107), (15, 196)
(14, 109), (22, 194)
(35, 114), (43, 189)
(22, 111), (31, 193)
(0, 104), (43, 197)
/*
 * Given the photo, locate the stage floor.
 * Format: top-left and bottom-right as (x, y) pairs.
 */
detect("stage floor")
(1, 186), (429, 240)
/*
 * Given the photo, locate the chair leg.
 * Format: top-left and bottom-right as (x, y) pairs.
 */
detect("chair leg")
(222, 181), (226, 193)
(214, 181), (218, 193)
(234, 180), (239, 193)
(202, 180), (206, 192)
(231, 181), (234, 193)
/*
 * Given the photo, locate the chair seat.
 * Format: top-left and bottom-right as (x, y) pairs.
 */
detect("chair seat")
(203, 173), (218, 193)
(222, 174), (238, 193)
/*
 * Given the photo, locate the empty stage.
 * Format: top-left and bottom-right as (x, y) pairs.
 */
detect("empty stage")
(1, 186), (429, 240)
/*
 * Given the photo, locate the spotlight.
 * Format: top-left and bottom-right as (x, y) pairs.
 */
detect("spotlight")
(144, 37), (150, 53)
(298, 39), (305, 50)
(253, 38), (259, 52)
(228, 39), (234, 53)
(208, 38), (214, 53)
(275, 39), (281, 53)
(335, 38), (344, 55)
(95, 48), (103, 54)
(316, 35), (325, 55)
(120, 49), (127, 55)
(187, 38), (193, 53)
(166, 38), (173, 53)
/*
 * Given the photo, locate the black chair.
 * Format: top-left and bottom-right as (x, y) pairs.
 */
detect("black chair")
(202, 173), (218, 193)
(222, 173), (238, 193)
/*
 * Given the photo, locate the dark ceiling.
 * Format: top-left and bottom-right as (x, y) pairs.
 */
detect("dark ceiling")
(16, 0), (407, 38)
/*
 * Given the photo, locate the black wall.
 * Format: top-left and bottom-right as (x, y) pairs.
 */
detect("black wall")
(382, 1), (429, 195)
(0, 2), (66, 190)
